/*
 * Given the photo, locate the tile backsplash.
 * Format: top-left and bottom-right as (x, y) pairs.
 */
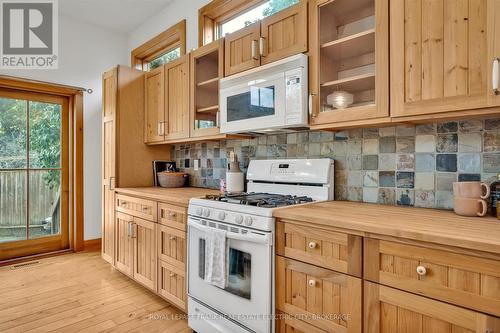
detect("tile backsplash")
(171, 118), (500, 209)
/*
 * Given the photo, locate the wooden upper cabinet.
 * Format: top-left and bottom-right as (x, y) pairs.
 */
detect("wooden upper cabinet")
(144, 66), (165, 143)
(309, 0), (389, 128)
(260, 1), (307, 65)
(364, 282), (500, 333)
(165, 55), (190, 140)
(224, 22), (261, 76)
(391, 0), (500, 118)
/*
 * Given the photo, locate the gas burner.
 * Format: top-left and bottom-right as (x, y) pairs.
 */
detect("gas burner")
(205, 192), (314, 208)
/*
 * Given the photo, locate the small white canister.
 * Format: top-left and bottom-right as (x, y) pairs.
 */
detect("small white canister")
(226, 151), (245, 193)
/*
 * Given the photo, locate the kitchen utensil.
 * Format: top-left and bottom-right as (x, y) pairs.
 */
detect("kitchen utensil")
(157, 172), (187, 188)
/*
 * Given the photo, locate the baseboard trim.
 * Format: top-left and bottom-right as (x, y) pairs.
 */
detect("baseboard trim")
(83, 238), (102, 251)
(0, 249), (73, 267)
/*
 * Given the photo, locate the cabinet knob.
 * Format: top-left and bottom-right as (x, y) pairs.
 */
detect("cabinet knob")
(308, 279), (316, 287)
(169, 236), (176, 241)
(308, 241), (317, 249)
(169, 212), (176, 218)
(416, 265), (427, 276)
(169, 273), (176, 277)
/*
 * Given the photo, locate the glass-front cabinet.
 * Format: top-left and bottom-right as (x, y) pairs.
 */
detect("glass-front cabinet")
(309, 0), (389, 128)
(190, 39), (224, 138)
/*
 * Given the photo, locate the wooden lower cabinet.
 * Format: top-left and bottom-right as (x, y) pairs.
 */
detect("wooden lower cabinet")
(276, 311), (327, 333)
(115, 212), (134, 277)
(158, 203), (187, 231)
(364, 281), (500, 333)
(276, 256), (362, 333)
(133, 218), (157, 292)
(157, 225), (186, 270)
(158, 260), (187, 311)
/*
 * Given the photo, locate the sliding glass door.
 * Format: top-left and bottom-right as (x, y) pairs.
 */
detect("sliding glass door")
(0, 90), (68, 260)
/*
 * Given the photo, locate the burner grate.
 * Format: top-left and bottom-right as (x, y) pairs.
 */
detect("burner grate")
(204, 193), (314, 208)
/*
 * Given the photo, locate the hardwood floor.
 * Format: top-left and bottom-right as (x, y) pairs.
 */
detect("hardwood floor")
(0, 250), (190, 333)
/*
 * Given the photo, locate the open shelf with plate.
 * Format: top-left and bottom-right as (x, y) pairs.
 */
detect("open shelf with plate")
(309, 0), (389, 129)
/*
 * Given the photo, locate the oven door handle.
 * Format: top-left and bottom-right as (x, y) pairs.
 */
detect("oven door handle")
(188, 220), (272, 245)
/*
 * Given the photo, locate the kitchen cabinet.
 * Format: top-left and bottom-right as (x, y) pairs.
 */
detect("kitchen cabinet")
(308, 0), (389, 129)
(115, 212), (134, 277)
(364, 238), (500, 317)
(144, 66), (165, 143)
(158, 202), (187, 231)
(101, 66), (165, 266)
(190, 40), (224, 138)
(390, 0), (500, 118)
(164, 55), (190, 140)
(364, 281), (500, 333)
(276, 311), (328, 333)
(224, 1), (307, 76)
(276, 256), (362, 333)
(157, 224), (186, 270)
(133, 217), (157, 292)
(158, 259), (187, 311)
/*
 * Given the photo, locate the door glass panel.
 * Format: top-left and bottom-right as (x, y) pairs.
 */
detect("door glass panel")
(0, 97), (27, 168)
(227, 247), (251, 299)
(0, 171), (27, 243)
(227, 86), (276, 122)
(28, 170), (61, 238)
(29, 101), (61, 169)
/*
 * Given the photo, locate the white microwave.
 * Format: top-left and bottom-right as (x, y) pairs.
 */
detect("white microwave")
(220, 54), (308, 134)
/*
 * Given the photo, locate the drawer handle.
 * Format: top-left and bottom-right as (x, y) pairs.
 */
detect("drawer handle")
(169, 273), (176, 277)
(308, 279), (316, 287)
(308, 241), (317, 249)
(169, 236), (176, 241)
(416, 266), (427, 276)
(169, 212), (177, 218)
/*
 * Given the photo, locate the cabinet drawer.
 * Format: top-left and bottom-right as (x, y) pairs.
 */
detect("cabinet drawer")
(116, 194), (157, 222)
(276, 311), (327, 333)
(158, 260), (186, 312)
(157, 225), (186, 270)
(276, 221), (362, 276)
(364, 281), (500, 333)
(158, 203), (186, 231)
(276, 256), (362, 333)
(364, 238), (500, 317)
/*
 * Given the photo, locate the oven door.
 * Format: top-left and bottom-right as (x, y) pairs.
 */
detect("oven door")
(188, 217), (273, 333)
(220, 72), (286, 134)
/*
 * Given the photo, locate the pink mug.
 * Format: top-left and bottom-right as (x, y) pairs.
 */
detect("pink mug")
(452, 182), (490, 199)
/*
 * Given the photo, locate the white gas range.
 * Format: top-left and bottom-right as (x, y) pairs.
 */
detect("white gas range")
(187, 159), (334, 333)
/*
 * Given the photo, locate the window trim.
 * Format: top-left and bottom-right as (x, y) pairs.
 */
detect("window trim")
(131, 20), (186, 70)
(198, 0), (265, 46)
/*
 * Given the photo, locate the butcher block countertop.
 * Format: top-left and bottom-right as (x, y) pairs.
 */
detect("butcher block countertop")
(115, 187), (219, 207)
(274, 201), (500, 255)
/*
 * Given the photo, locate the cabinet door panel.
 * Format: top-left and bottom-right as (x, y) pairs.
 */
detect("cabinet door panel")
(133, 218), (157, 292)
(391, 0), (497, 117)
(144, 66), (165, 143)
(261, 1), (307, 65)
(115, 212), (134, 277)
(157, 225), (186, 270)
(364, 281), (500, 333)
(224, 22), (261, 76)
(158, 260), (187, 312)
(102, 68), (116, 264)
(158, 203), (187, 231)
(364, 239), (500, 317)
(165, 55), (190, 140)
(276, 256), (362, 333)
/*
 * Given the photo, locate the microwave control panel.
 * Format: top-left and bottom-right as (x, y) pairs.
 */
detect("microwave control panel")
(285, 67), (307, 126)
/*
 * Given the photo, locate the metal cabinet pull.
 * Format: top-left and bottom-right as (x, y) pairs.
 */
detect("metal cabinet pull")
(309, 94), (317, 117)
(259, 37), (266, 56)
(169, 273), (176, 277)
(108, 177), (115, 190)
(251, 40), (259, 60)
(169, 212), (177, 218)
(493, 57), (499, 95)
(169, 236), (176, 241)
(157, 122), (162, 136)
(127, 222), (132, 237)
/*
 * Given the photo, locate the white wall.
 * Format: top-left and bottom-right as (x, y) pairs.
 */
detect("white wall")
(0, 15), (129, 240)
(128, 0), (210, 53)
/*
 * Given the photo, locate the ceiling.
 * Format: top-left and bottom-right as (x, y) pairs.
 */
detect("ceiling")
(60, 0), (174, 34)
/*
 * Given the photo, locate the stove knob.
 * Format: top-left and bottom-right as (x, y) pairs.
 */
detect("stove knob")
(203, 209), (210, 218)
(235, 215), (243, 224)
(196, 208), (202, 216)
(244, 216), (253, 226)
(218, 211), (226, 220)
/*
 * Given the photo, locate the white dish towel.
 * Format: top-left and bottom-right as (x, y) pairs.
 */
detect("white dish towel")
(204, 227), (227, 289)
